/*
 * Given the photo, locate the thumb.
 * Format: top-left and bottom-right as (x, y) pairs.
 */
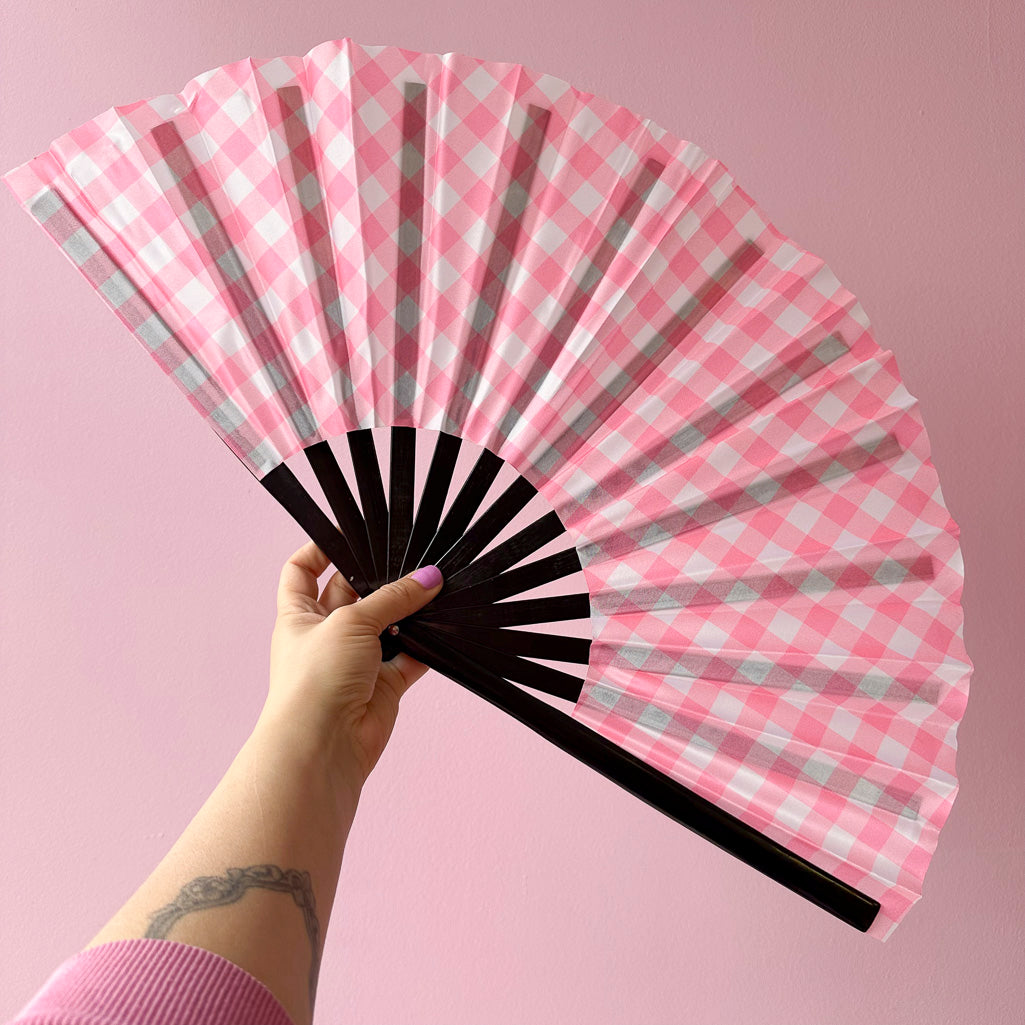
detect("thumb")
(345, 565), (444, 633)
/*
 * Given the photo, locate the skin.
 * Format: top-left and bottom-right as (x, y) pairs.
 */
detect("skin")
(83, 540), (444, 1025)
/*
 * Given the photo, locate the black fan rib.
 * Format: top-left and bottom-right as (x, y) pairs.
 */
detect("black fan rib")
(347, 429), (389, 588)
(304, 440), (375, 581)
(433, 629), (584, 701)
(418, 593), (592, 628)
(401, 432), (462, 574)
(436, 475), (538, 578)
(419, 447), (503, 568)
(260, 461), (369, 595)
(428, 548), (583, 611)
(444, 510), (566, 590)
(427, 623), (592, 664)
(388, 426), (417, 582)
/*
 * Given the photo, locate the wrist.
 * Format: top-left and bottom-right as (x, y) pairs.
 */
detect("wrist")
(250, 702), (366, 820)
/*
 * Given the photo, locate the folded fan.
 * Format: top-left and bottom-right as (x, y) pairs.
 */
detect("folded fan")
(2, 37), (973, 939)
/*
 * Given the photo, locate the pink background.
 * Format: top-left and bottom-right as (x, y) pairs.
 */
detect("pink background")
(1, 2), (1021, 1022)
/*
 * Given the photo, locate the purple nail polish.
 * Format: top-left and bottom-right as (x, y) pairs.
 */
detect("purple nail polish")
(411, 564), (443, 589)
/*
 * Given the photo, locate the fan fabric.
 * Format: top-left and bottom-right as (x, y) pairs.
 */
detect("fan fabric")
(2, 38), (971, 939)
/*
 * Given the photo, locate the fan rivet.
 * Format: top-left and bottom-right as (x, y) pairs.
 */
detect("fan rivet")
(388, 624), (400, 636)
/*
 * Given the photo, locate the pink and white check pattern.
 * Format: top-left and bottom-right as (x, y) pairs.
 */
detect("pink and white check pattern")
(3, 37), (971, 939)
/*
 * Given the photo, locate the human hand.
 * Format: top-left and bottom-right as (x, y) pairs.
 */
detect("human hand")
(261, 539), (444, 799)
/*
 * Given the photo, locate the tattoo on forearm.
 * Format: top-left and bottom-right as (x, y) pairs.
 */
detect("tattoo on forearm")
(145, 864), (321, 1011)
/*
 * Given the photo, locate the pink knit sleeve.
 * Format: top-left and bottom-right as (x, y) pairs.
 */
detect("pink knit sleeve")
(4, 938), (296, 1025)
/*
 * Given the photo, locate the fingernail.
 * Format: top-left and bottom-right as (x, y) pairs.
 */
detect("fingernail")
(410, 565), (443, 589)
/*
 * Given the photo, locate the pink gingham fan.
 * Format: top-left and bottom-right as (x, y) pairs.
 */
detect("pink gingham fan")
(3, 38), (972, 939)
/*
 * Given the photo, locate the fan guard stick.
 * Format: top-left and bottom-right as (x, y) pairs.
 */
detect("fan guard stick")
(399, 622), (880, 933)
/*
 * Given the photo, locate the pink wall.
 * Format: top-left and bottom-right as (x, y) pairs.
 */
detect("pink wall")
(1, 2), (1021, 1022)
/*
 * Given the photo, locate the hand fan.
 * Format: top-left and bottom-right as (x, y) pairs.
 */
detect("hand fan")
(2, 37), (972, 940)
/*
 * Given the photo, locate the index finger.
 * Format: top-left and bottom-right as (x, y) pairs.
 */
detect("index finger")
(276, 539), (332, 615)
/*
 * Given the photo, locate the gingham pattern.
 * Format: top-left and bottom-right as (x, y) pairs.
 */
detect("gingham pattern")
(3, 37), (972, 939)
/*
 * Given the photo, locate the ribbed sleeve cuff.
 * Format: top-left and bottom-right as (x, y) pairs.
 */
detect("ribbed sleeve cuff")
(7, 938), (295, 1025)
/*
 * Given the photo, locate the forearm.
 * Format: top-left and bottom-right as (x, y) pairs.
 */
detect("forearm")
(84, 706), (360, 1025)
(74, 549), (440, 1025)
